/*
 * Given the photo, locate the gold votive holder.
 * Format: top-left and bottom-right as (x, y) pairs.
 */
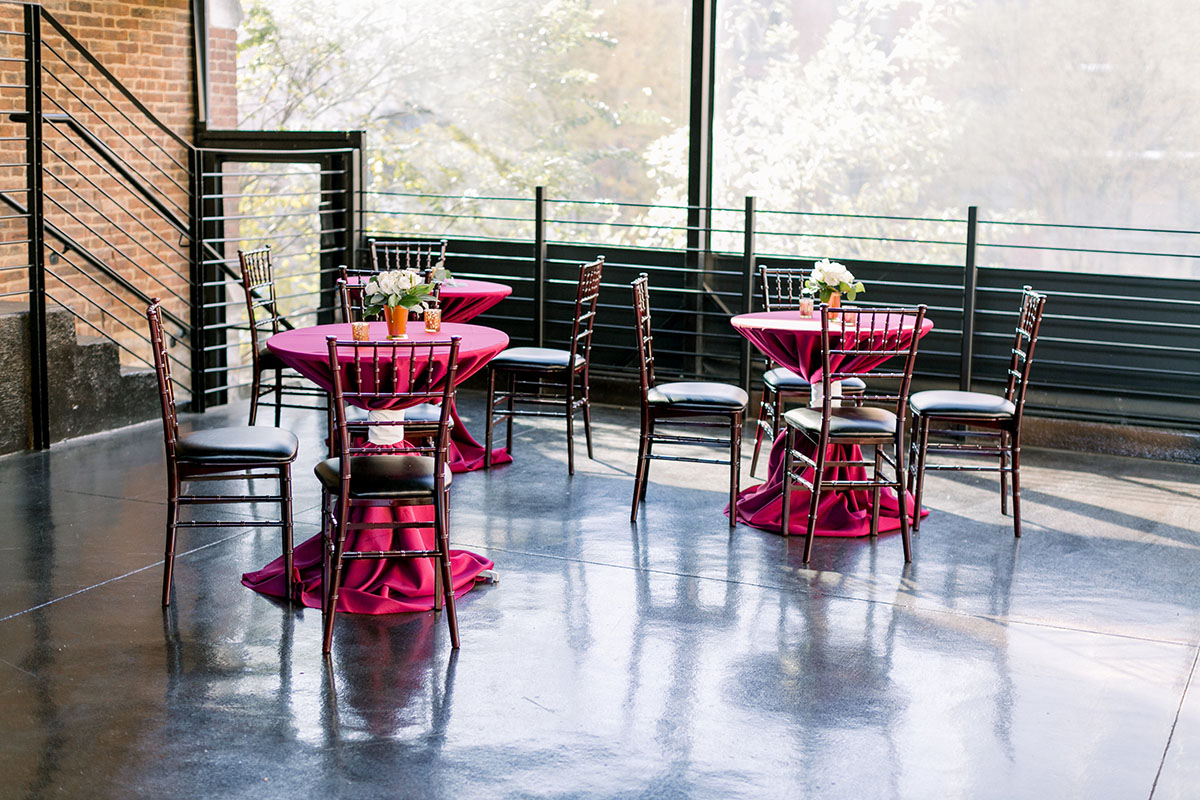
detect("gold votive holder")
(798, 297), (814, 316)
(351, 321), (370, 341)
(424, 307), (442, 333)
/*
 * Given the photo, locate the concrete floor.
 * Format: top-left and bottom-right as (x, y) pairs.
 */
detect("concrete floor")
(2, 391), (1199, 799)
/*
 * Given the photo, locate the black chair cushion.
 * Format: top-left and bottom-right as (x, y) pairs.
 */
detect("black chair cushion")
(489, 346), (583, 371)
(257, 345), (286, 371)
(763, 368), (866, 394)
(909, 390), (1016, 419)
(176, 426), (299, 464)
(648, 381), (748, 411)
(314, 455), (450, 499)
(763, 367), (811, 391)
(784, 406), (898, 437)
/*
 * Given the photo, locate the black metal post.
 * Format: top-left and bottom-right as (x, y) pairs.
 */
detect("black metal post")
(687, 0), (716, 377)
(25, 5), (49, 449)
(739, 196), (756, 394)
(187, 145), (206, 411)
(534, 185), (546, 348)
(686, 0), (716, 265)
(319, 149), (354, 325)
(190, 0), (208, 130)
(960, 205), (978, 392)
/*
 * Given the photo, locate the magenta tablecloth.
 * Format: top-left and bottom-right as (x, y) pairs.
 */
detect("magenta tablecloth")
(242, 321), (508, 613)
(730, 310), (934, 537)
(436, 278), (512, 322)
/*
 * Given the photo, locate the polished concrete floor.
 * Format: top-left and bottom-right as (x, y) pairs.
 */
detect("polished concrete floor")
(2, 392), (1199, 799)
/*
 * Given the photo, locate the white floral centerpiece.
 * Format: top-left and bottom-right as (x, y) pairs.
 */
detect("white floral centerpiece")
(362, 268), (434, 318)
(805, 259), (865, 304)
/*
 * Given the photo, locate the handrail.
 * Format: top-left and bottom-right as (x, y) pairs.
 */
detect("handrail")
(9, 111), (190, 238)
(0, 189), (190, 331)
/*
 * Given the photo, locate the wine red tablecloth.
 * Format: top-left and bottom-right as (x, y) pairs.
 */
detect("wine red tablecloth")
(730, 310), (934, 537)
(435, 278), (512, 323)
(242, 321), (508, 613)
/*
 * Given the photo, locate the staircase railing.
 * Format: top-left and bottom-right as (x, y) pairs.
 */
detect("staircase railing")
(1, 2), (360, 448)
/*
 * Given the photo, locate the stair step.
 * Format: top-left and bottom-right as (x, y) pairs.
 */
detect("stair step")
(0, 302), (161, 453)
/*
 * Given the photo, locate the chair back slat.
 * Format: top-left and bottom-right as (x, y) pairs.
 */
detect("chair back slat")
(631, 273), (656, 393)
(820, 304), (927, 418)
(759, 266), (810, 311)
(1004, 286), (1047, 414)
(146, 300), (179, 460)
(326, 337), (460, 464)
(568, 257), (605, 365)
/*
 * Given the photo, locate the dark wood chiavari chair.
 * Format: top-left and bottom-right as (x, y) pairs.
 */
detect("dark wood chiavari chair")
(907, 287), (1047, 537)
(630, 273), (749, 526)
(317, 336), (462, 653)
(780, 303), (927, 562)
(484, 256), (605, 475)
(238, 246), (326, 425)
(147, 299), (297, 606)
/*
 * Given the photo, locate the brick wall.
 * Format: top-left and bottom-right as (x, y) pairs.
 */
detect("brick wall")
(208, 25), (238, 128)
(0, 0), (206, 377)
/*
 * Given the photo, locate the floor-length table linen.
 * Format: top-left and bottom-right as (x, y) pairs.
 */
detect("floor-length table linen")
(242, 321), (507, 613)
(730, 310), (934, 537)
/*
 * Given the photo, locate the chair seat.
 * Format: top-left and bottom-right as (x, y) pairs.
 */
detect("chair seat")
(784, 406), (898, 437)
(764, 368), (866, 394)
(257, 346), (286, 371)
(176, 426), (299, 464)
(648, 381), (748, 411)
(909, 390), (1016, 419)
(315, 455), (451, 499)
(489, 346), (583, 371)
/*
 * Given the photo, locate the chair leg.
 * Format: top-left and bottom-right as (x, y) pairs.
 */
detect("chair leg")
(583, 386), (594, 461)
(274, 368), (283, 427)
(565, 385), (575, 476)
(484, 368), (496, 469)
(894, 434), (913, 563)
(780, 426), (795, 539)
(280, 465), (294, 602)
(912, 415), (930, 533)
(640, 420), (654, 501)
(319, 490), (332, 609)
(631, 415), (650, 522)
(162, 478), (180, 607)
(435, 488), (460, 648)
(505, 374), (515, 454)
(1010, 434), (1022, 538)
(249, 368), (262, 426)
(803, 436), (827, 564)
(906, 410), (919, 496)
(322, 493), (352, 654)
(870, 445), (882, 538)
(999, 430), (1010, 516)
(728, 412), (742, 527)
(749, 385), (770, 478)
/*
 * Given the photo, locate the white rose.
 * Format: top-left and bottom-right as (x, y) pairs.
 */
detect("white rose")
(397, 269), (420, 291)
(373, 271), (395, 295)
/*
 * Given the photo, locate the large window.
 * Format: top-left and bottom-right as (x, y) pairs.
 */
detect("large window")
(713, 0), (1200, 274)
(236, 0), (691, 243)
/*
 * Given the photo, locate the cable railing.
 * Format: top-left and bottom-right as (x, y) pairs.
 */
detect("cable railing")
(0, 2), (364, 447)
(363, 188), (1200, 428)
